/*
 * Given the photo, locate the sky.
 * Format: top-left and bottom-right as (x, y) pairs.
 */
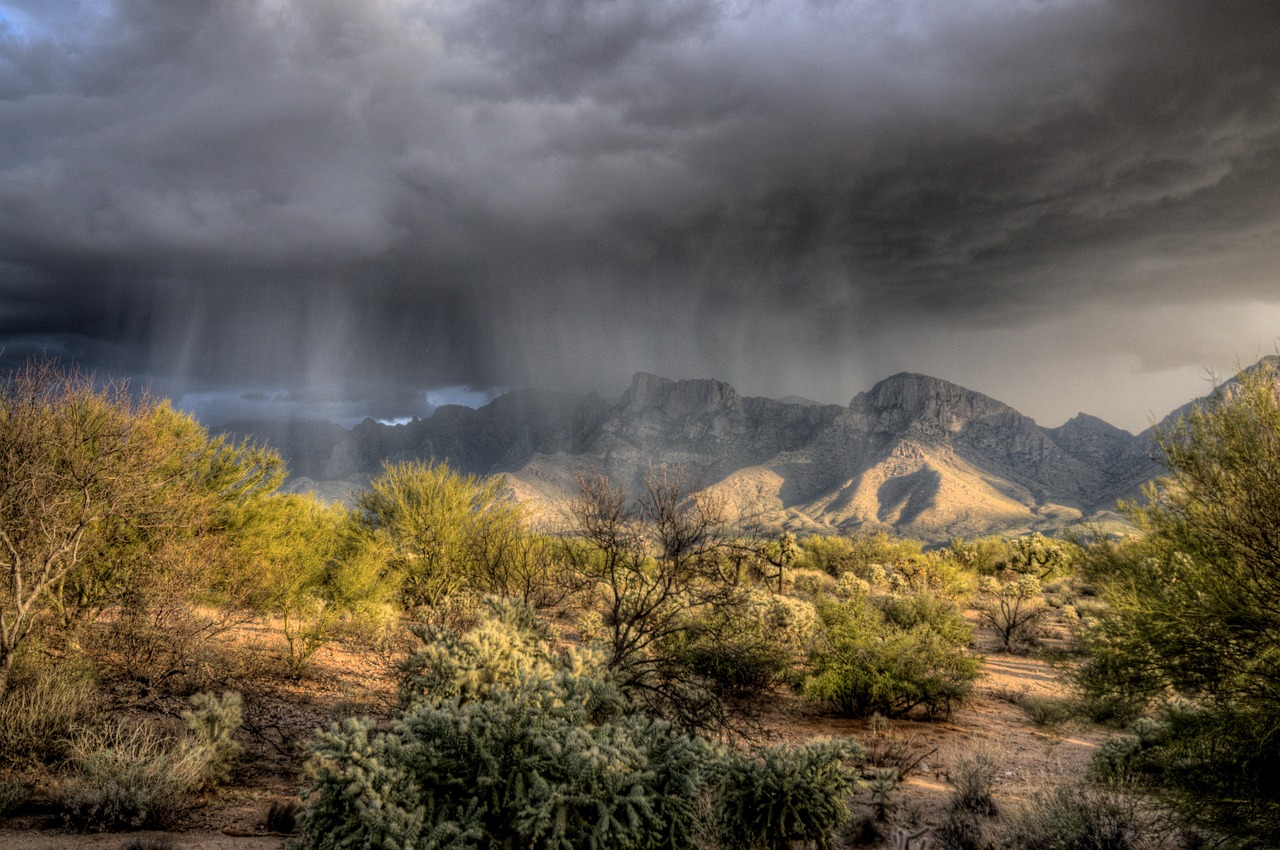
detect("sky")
(2, 0), (1279, 431)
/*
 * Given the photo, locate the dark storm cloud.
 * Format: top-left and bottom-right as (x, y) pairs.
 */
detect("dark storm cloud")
(1, 0), (1279, 427)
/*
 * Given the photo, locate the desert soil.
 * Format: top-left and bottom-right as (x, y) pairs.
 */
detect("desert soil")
(0, 613), (1108, 849)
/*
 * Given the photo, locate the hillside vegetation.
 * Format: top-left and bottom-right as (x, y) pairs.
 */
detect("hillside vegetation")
(2, 357), (1279, 848)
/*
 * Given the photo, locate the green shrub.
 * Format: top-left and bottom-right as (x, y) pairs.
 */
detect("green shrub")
(875, 591), (971, 646)
(804, 594), (980, 719)
(798, 533), (925, 578)
(666, 589), (817, 710)
(353, 460), (528, 610)
(976, 573), (1046, 652)
(1090, 703), (1280, 839)
(1017, 694), (1077, 727)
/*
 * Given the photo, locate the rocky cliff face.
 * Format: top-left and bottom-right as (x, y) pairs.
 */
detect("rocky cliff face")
(224, 366), (1261, 541)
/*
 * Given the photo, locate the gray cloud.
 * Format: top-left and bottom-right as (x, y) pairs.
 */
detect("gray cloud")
(2, 0), (1279, 429)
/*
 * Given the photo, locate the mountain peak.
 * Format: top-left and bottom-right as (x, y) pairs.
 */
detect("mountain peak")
(622, 372), (742, 417)
(853, 372), (1017, 429)
(1054, 412), (1130, 437)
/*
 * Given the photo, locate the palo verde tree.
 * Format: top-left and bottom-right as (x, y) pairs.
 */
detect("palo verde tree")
(1079, 358), (1280, 842)
(229, 493), (392, 678)
(353, 460), (526, 610)
(0, 359), (281, 695)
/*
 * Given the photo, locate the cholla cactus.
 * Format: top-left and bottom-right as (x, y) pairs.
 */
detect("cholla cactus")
(718, 739), (861, 850)
(180, 691), (243, 788)
(301, 599), (858, 850)
(866, 564), (889, 587)
(836, 571), (871, 599)
(867, 767), (900, 822)
(397, 597), (559, 708)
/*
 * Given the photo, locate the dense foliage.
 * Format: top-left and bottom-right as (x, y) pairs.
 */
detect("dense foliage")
(0, 359), (280, 695)
(804, 582), (979, 719)
(302, 599), (858, 850)
(1079, 360), (1280, 843)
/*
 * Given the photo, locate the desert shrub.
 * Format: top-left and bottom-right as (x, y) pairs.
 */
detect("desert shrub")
(301, 599), (858, 850)
(121, 839), (177, 850)
(857, 713), (935, 779)
(789, 568), (837, 597)
(876, 591), (971, 646)
(835, 571), (871, 599)
(934, 807), (989, 850)
(799, 533), (925, 578)
(947, 745), (999, 817)
(804, 593), (980, 719)
(948, 536), (1013, 575)
(884, 555), (969, 597)
(1090, 703), (1280, 839)
(0, 776), (29, 816)
(61, 722), (207, 830)
(266, 799), (301, 833)
(0, 360), (284, 691)
(718, 739), (860, 850)
(0, 663), (97, 768)
(1076, 361), (1280, 842)
(994, 785), (1160, 850)
(976, 572), (1046, 652)
(97, 587), (242, 695)
(1005, 533), (1074, 579)
(227, 491), (397, 679)
(1017, 693), (1078, 726)
(562, 471), (770, 733)
(668, 589), (817, 708)
(59, 690), (243, 830)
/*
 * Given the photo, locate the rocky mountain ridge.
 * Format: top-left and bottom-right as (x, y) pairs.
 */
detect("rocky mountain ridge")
(222, 363), (1275, 541)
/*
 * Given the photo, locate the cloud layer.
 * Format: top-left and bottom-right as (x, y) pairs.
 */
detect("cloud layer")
(3, 0), (1279, 428)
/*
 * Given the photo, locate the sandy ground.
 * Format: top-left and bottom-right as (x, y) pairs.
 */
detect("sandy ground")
(0, 611), (1107, 849)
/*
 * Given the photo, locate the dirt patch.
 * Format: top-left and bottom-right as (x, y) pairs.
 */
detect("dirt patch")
(0, 615), (1108, 849)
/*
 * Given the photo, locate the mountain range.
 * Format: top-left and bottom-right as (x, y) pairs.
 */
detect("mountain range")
(220, 359), (1276, 542)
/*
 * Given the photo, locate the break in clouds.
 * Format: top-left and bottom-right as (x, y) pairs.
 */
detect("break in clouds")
(2, 0), (1280, 429)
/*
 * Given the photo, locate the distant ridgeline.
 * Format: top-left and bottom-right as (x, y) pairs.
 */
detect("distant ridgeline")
(219, 357), (1279, 542)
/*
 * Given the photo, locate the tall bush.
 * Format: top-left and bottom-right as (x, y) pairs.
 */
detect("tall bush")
(1078, 359), (1280, 842)
(354, 461), (530, 609)
(804, 590), (979, 719)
